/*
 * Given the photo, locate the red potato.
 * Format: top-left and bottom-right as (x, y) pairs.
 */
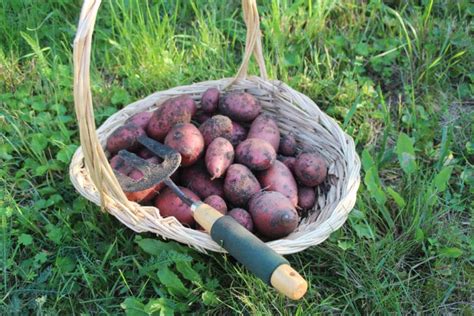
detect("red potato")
(229, 121), (247, 146)
(278, 155), (296, 173)
(205, 137), (234, 179)
(106, 123), (145, 154)
(203, 195), (227, 214)
(247, 114), (280, 151)
(228, 208), (254, 232)
(164, 123), (204, 167)
(146, 156), (161, 165)
(249, 191), (299, 239)
(279, 133), (297, 156)
(199, 115), (233, 146)
(178, 95), (198, 117)
(257, 160), (298, 206)
(137, 147), (155, 159)
(220, 92), (261, 122)
(154, 187), (200, 227)
(125, 111), (153, 129)
(294, 152), (328, 186)
(181, 163), (225, 199)
(297, 186), (316, 210)
(224, 164), (261, 206)
(201, 88), (220, 113)
(235, 138), (276, 171)
(193, 110), (212, 124)
(146, 95), (195, 141)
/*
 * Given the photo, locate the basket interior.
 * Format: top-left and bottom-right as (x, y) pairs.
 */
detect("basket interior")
(70, 77), (360, 254)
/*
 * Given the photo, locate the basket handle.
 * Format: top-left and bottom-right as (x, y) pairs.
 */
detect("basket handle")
(74, 0), (132, 208)
(73, 0), (268, 208)
(233, 0), (268, 81)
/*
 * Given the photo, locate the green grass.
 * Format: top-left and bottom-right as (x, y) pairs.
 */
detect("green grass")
(1, 0), (473, 314)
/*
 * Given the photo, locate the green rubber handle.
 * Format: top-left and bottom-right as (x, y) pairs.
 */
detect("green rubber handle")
(210, 216), (288, 284)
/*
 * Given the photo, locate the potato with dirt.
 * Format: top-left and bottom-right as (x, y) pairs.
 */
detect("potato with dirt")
(164, 123), (204, 167)
(136, 147), (159, 160)
(297, 186), (316, 210)
(279, 132), (297, 156)
(294, 152), (327, 186)
(205, 137), (234, 179)
(178, 95), (198, 117)
(235, 138), (276, 171)
(223, 164), (261, 206)
(203, 195), (227, 214)
(193, 110), (212, 124)
(199, 115), (233, 146)
(125, 111), (153, 129)
(228, 208), (254, 232)
(257, 160), (298, 206)
(247, 114), (280, 151)
(219, 92), (261, 122)
(180, 163), (225, 199)
(154, 186), (200, 227)
(278, 155), (296, 173)
(229, 121), (247, 146)
(201, 88), (220, 113)
(146, 95), (196, 140)
(249, 191), (299, 239)
(106, 124), (145, 154)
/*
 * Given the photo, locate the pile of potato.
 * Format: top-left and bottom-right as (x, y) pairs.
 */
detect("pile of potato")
(106, 88), (327, 240)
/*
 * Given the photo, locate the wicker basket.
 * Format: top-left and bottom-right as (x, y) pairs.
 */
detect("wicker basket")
(69, 0), (361, 255)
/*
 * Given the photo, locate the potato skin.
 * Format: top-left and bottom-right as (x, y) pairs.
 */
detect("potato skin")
(279, 133), (296, 156)
(297, 186), (316, 210)
(294, 152), (327, 186)
(106, 124), (145, 154)
(247, 114), (280, 151)
(228, 208), (254, 232)
(193, 110), (212, 124)
(235, 138), (276, 171)
(229, 121), (247, 146)
(178, 95), (198, 117)
(199, 115), (233, 146)
(205, 137), (234, 179)
(224, 164), (261, 206)
(201, 88), (220, 113)
(146, 95), (195, 141)
(257, 160), (298, 206)
(278, 155), (296, 173)
(248, 191), (299, 239)
(125, 111), (153, 129)
(164, 123), (204, 167)
(203, 195), (227, 214)
(219, 92), (261, 122)
(181, 163), (224, 199)
(154, 187), (200, 227)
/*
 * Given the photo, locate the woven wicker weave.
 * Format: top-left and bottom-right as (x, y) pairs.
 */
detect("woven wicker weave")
(69, 0), (361, 255)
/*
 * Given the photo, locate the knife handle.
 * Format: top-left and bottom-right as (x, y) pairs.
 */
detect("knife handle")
(193, 202), (307, 300)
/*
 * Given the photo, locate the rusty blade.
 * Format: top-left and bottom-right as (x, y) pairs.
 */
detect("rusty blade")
(114, 136), (181, 192)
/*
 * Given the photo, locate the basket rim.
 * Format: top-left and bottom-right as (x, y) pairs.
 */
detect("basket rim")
(69, 76), (361, 254)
